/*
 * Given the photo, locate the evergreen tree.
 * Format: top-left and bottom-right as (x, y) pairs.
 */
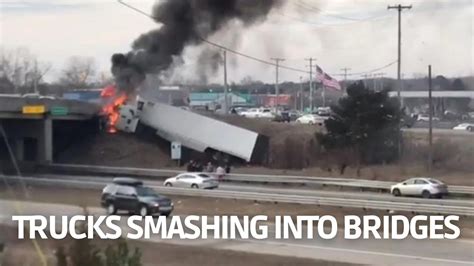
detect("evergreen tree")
(317, 82), (402, 170)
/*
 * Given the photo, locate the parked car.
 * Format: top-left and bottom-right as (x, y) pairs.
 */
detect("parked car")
(273, 111), (291, 123)
(453, 123), (474, 132)
(390, 177), (448, 198)
(231, 107), (249, 115)
(417, 114), (440, 122)
(288, 110), (302, 121)
(164, 173), (219, 189)
(296, 114), (327, 125)
(101, 178), (174, 217)
(315, 107), (331, 116)
(240, 108), (275, 119)
(22, 93), (56, 100)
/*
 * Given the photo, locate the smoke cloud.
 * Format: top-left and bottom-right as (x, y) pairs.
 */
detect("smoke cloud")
(112, 0), (282, 93)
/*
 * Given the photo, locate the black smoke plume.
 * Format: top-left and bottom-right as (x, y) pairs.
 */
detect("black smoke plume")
(112, 0), (281, 93)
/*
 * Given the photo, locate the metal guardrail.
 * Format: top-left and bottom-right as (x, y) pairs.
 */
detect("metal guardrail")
(3, 175), (473, 216)
(40, 163), (474, 196)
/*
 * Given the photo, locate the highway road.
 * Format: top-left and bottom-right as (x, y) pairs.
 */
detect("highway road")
(31, 174), (474, 208)
(2, 174), (474, 215)
(40, 163), (474, 196)
(0, 199), (473, 265)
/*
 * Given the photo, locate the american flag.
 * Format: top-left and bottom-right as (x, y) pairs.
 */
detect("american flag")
(315, 65), (341, 91)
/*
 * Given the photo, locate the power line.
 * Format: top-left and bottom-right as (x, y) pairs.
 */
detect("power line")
(275, 9), (392, 28)
(117, 0), (309, 75)
(295, 1), (360, 21)
(348, 60), (398, 76)
(294, 1), (392, 23)
(116, 1), (399, 82)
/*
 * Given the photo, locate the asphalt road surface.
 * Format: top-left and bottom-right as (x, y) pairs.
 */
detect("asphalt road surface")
(1, 199), (473, 265)
(30, 174), (474, 208)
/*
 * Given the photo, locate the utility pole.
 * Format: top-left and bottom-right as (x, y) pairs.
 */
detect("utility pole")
(428, 65), (433, 173)
(33, 60), (38, 94)
(361, 73), (371, 87)
(341, 68), (351, 81)
(305, 58), (316, 111)
(299, 76), (304, 112)
(223, 50), (229, 114)
(340, 67), (351, 94)
(374, 72), (386, 91)
(388, 4), (412, 106)
(271, 58), (285, 108)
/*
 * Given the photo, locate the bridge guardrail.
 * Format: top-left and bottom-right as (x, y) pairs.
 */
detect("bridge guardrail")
(2, 175), (473, 216)
(38, 163), (474, 196)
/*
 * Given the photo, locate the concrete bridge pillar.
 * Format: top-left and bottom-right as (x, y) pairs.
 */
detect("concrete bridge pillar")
(38, 117), (53, 163)
(13, 138), (24, 161)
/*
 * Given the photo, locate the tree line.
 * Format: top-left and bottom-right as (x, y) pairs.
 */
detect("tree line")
(0, 47), (112, 95)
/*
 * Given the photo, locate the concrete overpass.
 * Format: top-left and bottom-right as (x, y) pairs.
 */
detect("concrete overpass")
(0, 96), (102, 163)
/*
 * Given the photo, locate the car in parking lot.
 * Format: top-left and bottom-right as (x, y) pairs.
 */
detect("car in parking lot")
(390, 177), (448, 198)
(164, 173), (219, 189)
(273, 111), (291, 123)
(295, 114), (327, 125)
(240, 108), (275, 119)
(416, 114), (440, 122)
(101, 178), (173, 217)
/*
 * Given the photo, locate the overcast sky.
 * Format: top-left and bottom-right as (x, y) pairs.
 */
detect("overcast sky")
(1, 0), (473, 84)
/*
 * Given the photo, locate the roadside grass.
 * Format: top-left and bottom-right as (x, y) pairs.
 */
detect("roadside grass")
(1, 225), (357, 266)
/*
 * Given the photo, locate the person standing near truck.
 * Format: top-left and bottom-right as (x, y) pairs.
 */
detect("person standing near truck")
(205, 162), (215, 173)
(216, 165), (226, 181)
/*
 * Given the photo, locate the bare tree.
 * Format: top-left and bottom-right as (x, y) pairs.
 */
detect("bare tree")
(59, 56), (97, 89)
(97, 71), (114, 87)
(0, 47), (51, 94)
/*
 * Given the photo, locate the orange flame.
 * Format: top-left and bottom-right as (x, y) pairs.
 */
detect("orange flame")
(101, 85), (127, 133)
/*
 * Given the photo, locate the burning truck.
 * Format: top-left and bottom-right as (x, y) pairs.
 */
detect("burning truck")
(101, 85), (268, 163)
(99, 1), (281, 163)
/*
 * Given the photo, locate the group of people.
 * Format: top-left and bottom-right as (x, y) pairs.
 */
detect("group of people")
(186, 160), (231, 180)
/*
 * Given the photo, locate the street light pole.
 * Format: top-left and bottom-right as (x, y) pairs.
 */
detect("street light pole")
(428, 65), (433, 173)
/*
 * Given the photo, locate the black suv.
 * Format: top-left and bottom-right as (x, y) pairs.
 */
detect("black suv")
(101, 178), (174, 217)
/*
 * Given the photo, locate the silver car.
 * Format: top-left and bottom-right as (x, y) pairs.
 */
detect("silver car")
(391, 177), (448, 198)
(164, 173), (219, 189)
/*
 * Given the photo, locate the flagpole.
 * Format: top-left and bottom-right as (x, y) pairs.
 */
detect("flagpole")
(322, 84), (326, 107)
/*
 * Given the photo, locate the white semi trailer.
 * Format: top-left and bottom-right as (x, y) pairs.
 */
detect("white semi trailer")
(116, 97), (268, 163)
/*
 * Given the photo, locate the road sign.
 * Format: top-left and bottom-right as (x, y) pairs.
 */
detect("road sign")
(51, 106), (68, 116)
(22, 105), (45, 114)
(171, 142), (182, 160)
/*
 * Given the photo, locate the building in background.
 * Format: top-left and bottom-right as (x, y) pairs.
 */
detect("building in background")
(189, 92), (249, 109)
(140, 86), (189, 107)
(62, 89), (102, 104)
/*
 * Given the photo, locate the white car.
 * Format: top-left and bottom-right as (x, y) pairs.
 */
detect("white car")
(296, 114), (327, 125)
(453, 123), (474, 132)
(416, 114), (440, 122)
(22, 93), (56, 100)
(390, 177), (448, 198)
(164, 173), (219, 189)
(240, 108), (275, 119)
